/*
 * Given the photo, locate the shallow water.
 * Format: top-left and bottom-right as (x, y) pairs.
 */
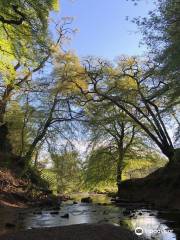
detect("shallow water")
(0, 194), (179, 240)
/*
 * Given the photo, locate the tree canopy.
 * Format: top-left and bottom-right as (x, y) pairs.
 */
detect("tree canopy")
(0, 0), (179, 196)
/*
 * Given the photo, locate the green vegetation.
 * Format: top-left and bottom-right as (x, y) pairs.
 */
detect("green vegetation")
(0, 0), (179, 196)
(50, 148), (83, 194)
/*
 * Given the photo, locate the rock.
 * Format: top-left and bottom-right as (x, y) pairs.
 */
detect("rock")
(5, 223), (16, 228)
(81, 197), (93, 203)
(102, 203), (108, 206)
(59, 195), (71, 202)
(73, 201), (78, 204)
(38, 195), (61, 208)
(122, 210), (131, 216)
(149, 213), (155, 216)
(50, 211), (59, 215)
(52, 206), (61, 211)
(61, 213), (69, 218)
(33, 211), (42, 215)
(111, 198), (116, 202)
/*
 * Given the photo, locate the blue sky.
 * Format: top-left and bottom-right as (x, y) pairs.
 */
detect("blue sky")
(51, 0), (155, 60)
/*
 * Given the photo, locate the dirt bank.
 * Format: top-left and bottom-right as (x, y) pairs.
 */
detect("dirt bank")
(0, 168), (29, 208)
(0, 168), (58, 208)
(0, 223), (143, 240)
(118, 161), (180, 210)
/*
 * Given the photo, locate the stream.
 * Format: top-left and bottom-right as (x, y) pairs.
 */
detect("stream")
(0, 194), (180, 240)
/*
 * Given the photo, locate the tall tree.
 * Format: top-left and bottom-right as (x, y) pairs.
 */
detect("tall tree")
(0, 0), (62, 153)
(85, 102), (136, 193)
(72, 56), (178, 163)
(22, 52), (85, 168)
(50, 145), (82, 194)
(136, 0), (180, 105)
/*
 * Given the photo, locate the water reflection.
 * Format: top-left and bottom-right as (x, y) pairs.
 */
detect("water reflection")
(18, 204), (177, 240)
(121, 209), (176, 240)
(23, 203), (121, 228)
(0, 195), (179, 240)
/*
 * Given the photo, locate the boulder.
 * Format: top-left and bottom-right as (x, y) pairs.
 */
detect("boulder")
(81, 197), (93, 203)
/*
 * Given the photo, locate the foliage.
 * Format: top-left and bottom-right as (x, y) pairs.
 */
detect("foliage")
(40, 168), (57, 193)
(0, 0), (179, 196)
(5, 101), (27, 155)
(77, 56), (177, 161)
(135, 0), (180, 105)
(50, 148), (83, 194)
(84, 145), (166, 192)
(84, 146), (117, 190)
(0, 0), (59, 83)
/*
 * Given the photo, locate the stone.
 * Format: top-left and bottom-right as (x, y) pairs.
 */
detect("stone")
(61, 213), (69, 218)
(50, 211), (59, 215)
(5, 223), (16, 228)
(122, 210), (131, 216)
(81, 197), (93, 203)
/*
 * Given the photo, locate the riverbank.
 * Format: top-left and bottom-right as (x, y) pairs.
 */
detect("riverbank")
(0, 168), (59, 208)
(118, 161), (180, 210)
(0, 223), (142, 240)
(0, 192), (179, 239)
(0, 168), (29, 208)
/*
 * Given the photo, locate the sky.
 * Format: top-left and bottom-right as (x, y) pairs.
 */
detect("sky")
(51, 0), (155, 60)
(48, 0), (156, 157)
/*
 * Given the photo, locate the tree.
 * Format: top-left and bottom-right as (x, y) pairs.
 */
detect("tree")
(0, 0), (59, 83)
(72, 56), (178, 163)
(4, 101), (30, 156)
(0, 1), (67, 155)
(84, 146), (117, 192)
(85, 144), (166, 192)
(85, 101), (136, 193)
(135, 0), (180, 106)
(50, 145), (82, 194)
(21, 52), (85, 168)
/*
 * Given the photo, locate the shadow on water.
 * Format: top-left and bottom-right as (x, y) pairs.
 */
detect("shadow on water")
(0, 194), (179, 240)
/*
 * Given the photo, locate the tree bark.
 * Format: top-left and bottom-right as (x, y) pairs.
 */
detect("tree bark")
(97, 91), (175, 162)
(24, 95), (58, 165)
(0, 85), (15, 156)
(117, 148), (124, 195)
(0, 123), (12, 153)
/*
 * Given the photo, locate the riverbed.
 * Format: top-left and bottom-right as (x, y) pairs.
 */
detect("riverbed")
(0, 194), (179, 239)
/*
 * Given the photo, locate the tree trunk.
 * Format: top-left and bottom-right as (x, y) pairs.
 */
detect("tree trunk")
(166, 148), (180, 167)
(0, 123), (12, 153)
(96, 92), (175, 163)
(0, 86), (14, 156)
(117, 150), (124, 195)
(24, 134), (44, 165)
(162, 145), (175, 163)
(24, 93), (59, 167)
